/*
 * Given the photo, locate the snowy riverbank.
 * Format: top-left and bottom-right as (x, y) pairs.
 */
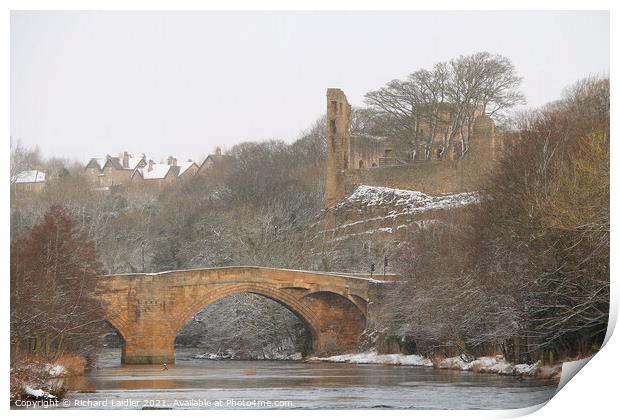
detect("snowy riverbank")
(308, 351), (561, 378)
(309, 351), (433, 367)
(11, 361), (68, 403)
(10, 352), (90, 406)
(192, 349), (303, 361)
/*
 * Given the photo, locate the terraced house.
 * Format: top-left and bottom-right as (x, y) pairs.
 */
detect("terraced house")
(84, 151), (206, 190)
(85, 151), (147, 188)
(131, 156), (199, 188)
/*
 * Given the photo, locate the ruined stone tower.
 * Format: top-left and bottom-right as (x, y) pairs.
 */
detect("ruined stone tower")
(325, 88), (351, 208)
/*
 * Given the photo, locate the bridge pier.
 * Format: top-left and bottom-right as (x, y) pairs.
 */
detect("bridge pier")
(122, 344), (175, 365)
(121, 326), (176, 365)
(121, 335), (174, 365)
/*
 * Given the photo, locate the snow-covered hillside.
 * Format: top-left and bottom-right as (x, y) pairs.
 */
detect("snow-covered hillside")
(340, 185), (479, 214)
(307, 185), (480, 272)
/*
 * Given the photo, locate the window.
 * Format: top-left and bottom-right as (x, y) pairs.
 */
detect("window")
(331, 101), (338, 114)
(330, 120), (337, 137)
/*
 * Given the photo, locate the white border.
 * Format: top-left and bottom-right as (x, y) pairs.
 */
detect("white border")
(3, 2), (616, 420)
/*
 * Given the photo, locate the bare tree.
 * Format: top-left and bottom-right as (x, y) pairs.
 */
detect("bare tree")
(364, 52), (525, 159)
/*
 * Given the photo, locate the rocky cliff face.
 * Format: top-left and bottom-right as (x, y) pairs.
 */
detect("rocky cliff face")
(306, 185), (479, 272)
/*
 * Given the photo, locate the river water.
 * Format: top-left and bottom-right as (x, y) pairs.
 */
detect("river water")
(63, 349), (558, 410)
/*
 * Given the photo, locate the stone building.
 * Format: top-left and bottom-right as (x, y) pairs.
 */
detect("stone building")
(324, 89), (501, 208)
(11, 170), (46, 194)
(85, 151), (147, 188)
(348, 104), (484, 172)
(84, 151), (206, 190)
(197, 147), (233, 177)
(131, 156), (199, 188)
(176, 159), (200, 181)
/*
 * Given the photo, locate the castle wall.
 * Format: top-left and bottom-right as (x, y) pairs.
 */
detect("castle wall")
(344, 160), (471, 195)
(344, 117), (496, 195)
(350, 135), (386, 169)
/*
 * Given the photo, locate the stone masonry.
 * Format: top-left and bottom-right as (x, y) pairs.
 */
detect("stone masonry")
(96, 267), (370, 364)
(325, 88), (352, 208)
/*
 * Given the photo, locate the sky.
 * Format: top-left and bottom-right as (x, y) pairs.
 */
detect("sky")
(10, 11), (609, 164)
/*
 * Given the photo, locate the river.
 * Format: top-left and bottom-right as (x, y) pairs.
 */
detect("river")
(62, 349), (558, 410)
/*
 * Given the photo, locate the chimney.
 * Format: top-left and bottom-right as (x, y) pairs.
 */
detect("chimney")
(148, 159), (155, 171)
(123, 151), (129, 168)
(215, 147), (221, 156)
(167, 156), (177, 166)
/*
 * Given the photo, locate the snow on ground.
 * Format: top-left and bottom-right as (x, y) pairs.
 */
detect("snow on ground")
(312, 351), (542, 377)
(311, 185), (480, 244)
(438, 355), (541, 376)
(310, 351), (433, 367)
(193, 350), (303, 361)
(23, 385), (56, 400)
(340, 185), (480, 214)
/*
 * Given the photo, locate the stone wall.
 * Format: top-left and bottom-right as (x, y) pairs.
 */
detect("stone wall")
(350, 134), (389, 169)
(341, 113), (498, 197)
(344, 160), (467, 196)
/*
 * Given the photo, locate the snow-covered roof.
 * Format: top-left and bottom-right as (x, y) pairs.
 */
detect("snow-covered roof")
(12, 170), (46, 184)
(137, 163), (172, 180)
(87, 154), (145, 171)
(125, 157), (144, 170)
(178, 161), (196, 176)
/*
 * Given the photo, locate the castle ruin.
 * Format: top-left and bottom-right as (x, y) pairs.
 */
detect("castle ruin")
(324, 89), (502, 208)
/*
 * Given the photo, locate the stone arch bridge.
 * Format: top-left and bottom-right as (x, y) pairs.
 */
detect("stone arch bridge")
(96, 266), (377, 364)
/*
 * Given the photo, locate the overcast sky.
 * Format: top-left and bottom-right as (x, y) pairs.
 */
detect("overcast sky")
(11, 11), (609, 164)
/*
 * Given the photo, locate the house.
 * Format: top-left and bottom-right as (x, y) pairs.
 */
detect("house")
(83, 149), (229, 191)
(132, 156), (200, 188)
(11, 170), (46, 194)
(85, 151), (147, 188)
(197, 147), (232, 176)
(176, 159), (200, 180)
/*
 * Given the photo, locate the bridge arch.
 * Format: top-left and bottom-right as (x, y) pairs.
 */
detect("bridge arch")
(173, 283), (322, 346)
(104, 313), (131, 346)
